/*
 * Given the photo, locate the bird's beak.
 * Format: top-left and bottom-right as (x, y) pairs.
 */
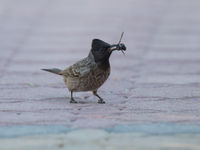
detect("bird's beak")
(108, 44), (118, 52)
(108, 43), (126, 53)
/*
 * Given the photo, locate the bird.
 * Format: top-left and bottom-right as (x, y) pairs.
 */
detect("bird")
(42, 33), (126, 104)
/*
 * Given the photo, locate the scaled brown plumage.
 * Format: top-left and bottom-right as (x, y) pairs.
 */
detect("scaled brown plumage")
(42, 36), (126, 104)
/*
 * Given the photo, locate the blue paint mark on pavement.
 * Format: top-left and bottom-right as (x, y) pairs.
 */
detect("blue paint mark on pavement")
(106, 123), (200, 135)
(0, 123), (200, 138)
(0, 125), (72, 138)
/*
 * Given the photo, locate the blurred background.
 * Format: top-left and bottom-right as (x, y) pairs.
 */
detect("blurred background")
(0, 0), (200, 149)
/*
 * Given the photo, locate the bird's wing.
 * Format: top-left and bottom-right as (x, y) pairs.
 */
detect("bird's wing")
(61, 57), (94, 78)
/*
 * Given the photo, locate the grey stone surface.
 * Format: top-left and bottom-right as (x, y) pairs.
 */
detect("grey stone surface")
(0, 0), (200, 127)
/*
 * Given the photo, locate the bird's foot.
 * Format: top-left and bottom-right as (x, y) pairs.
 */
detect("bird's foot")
(70, 98), (77, 103)
(98, 99), (105, 104)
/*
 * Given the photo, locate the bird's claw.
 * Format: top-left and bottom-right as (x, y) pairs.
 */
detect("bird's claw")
(70, 99), (78, 103)
(98, 99), (105, 104)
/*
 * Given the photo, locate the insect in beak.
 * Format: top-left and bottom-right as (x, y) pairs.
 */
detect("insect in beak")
(118, 32), (125, 55)
(108, 32), (126, 55)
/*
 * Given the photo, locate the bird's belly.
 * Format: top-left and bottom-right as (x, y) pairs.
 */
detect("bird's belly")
(64, 67), (110, 92)
(83, 69), (110, 91)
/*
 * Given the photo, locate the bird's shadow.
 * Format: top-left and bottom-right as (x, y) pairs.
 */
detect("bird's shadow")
(39, 95), (98, 104)
(59, 96), (97, 104)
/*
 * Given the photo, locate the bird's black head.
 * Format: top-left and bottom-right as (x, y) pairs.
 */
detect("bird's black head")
(91, 39), (112, 64)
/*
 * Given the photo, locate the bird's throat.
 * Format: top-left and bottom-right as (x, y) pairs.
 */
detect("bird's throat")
(97, 59), (110, 71)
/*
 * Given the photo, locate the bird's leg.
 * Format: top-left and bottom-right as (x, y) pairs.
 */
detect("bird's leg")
(70, 91), (77, 103)
(93, 91), (105, 104)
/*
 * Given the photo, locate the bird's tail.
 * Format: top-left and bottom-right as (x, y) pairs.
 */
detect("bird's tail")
(41, 68), (62, 75)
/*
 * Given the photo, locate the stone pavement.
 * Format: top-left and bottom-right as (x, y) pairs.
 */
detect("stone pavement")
(0, 0), (200, 149)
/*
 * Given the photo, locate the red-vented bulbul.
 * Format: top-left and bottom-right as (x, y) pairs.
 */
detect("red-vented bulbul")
(42, 36), (126, 104)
